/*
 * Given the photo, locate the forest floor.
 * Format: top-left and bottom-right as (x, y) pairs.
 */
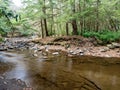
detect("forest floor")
(32, 36), (120, 58)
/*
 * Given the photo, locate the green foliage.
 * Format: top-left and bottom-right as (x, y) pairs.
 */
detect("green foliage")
(0, 31), (7, 36)
(0, 0), (19, 36)
(0, 17), (11, 36)
(83, 31), (100, 38)
(0, 0), (119, 40)
(83, 30), (120, 43)
(17, 19), (36, 36)
(0, 38), (3, 42)
(18, 27), (34, 36)
(99, 31), (120, 42)
(22, 0), (119, 37)
(0, 37), (4, 42)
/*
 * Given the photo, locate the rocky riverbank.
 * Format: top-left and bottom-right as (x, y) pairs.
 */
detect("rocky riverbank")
(0, 36), (120, 90)
(0, 36), (120, 58)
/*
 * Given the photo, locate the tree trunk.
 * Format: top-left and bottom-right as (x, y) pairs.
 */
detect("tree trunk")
(72, 20), (78, 35)
(44, 18), (49, 36)
(66, 23), (69, 35)
(43, 0), (49, 36)
(49, 0), (54, 35)
(71, 0), (78, 35)
(96, 0), (99, 32)
(41, 20), (44, 38)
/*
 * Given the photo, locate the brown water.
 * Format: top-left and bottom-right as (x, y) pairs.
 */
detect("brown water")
(0, 50), (120, 90)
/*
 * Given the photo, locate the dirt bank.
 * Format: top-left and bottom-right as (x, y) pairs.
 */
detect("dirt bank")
(32, 36), (120, 58)
(0, 36), (120, 58)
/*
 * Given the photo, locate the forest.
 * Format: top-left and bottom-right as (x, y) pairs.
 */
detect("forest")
(0, 0), (120, 43)
(0, 0), (120, 90)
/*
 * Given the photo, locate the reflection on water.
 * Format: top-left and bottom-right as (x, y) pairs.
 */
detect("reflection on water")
(0, 50), (120, 90)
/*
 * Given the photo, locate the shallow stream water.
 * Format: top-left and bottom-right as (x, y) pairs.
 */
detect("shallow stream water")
(0, 50), (120, 90)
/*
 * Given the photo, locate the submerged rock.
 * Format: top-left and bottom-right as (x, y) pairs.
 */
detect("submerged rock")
(80, 53), (84, 56)
(68, 50), (74, 54)
(42, 56), (48, 59)
(0, 75), (32, 90)
(33, 53), (38, 57)
(52, 52), (59, 55)
(42, 52), (48, 56)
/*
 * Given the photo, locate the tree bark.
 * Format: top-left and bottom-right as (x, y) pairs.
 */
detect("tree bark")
(66, 23), (69, 35)
(96, 0), (100, 32)
(43, 0), (49, 36)
(41, 20), (44, 38)
(49, 0), (54, 35)
(71, 0), (78, 35)
(72, 20), (78, 35)
(44, 18), (49, 36)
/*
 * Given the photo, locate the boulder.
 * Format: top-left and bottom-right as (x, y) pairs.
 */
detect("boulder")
(78, 49), (84, 53)
(52, 52), (59, 55)
(8, 46), (14, 49)
(65, 44), (70, 49)
(33, 53), (38, 57)
(68, 50), (74, 54)
(0, 47), (7, 51)
(112, 42), (120, 48)
(80, 53), (84, 56)
(42, 56), (48, 59)
(71, 52), (77, 55)
(42, 52), (48, 56)
(107, 44), (115, 49)
(100, 47), (109, 52)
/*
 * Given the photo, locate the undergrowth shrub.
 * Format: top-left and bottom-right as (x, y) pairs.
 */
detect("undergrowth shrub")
(83, 30), (120, 43)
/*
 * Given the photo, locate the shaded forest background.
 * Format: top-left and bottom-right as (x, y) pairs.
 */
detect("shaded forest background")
(0, 0), (120, 43)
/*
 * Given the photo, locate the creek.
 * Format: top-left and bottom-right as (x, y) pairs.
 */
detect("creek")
(0, 50), (120, 90)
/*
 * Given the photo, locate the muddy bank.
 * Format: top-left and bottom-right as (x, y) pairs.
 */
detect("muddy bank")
(33, 36), (120, 58)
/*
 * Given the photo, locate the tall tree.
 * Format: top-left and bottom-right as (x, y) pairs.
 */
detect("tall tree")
(42, 0), (49, 36)
(21, 0), (120, 37)
(71, 0), (78, 35)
